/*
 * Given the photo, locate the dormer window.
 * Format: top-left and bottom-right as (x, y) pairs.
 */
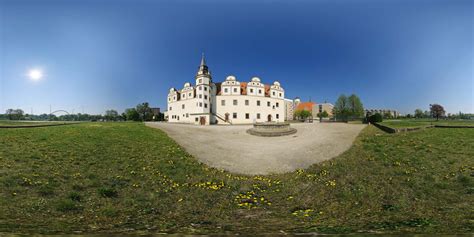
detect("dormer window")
(224, 88), (228, 93)
(250, 89), (254, 93)
(233, 88), (237, 93)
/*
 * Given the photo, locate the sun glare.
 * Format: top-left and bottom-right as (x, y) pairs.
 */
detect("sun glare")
(28, 69), (43, 81)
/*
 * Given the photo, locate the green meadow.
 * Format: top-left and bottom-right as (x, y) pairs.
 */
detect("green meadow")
(0, 123), (472, 235)
(380, 119), (474, 128)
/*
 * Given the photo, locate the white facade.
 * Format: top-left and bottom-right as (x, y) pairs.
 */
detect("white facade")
(167, 56), (287, 125)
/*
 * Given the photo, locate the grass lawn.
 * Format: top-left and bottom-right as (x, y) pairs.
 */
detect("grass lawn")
(0, 123), (472, 234)
(0, 120), (70, 127)
(380, 119), (474, 128)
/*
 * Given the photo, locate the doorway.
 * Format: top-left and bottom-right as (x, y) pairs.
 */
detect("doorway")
(267, 114), (272, 122)
(200, 116), (206, 125)
(225, 113), (229, 122)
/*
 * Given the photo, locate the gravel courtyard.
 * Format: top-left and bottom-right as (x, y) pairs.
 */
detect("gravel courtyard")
(146, 122), (366, 175)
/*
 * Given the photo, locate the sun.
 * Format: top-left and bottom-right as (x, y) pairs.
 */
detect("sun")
(28, 69), (43, 81)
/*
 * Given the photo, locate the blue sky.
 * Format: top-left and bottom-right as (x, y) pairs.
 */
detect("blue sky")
(0, 0), (472, 115)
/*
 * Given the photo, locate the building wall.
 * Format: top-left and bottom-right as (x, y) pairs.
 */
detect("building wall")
(215, 95), (285, 124)
(313, 103), (334, 118)
(284, 99), (294, 121)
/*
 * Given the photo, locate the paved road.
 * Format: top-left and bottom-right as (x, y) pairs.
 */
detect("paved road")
(146, 122), (366, 175)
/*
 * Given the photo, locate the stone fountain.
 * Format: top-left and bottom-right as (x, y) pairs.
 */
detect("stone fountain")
(246, 122), (297, 137)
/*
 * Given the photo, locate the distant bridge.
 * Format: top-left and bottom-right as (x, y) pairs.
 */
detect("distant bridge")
(50, 110), (70, 115)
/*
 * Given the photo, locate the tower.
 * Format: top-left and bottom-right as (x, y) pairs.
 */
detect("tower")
(194, 54), (214, 124)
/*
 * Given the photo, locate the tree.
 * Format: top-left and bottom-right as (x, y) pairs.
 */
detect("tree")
(125, 108), (140, 121)
(104, 109), (119, 121)
(6, 109), (24, 120)
(414, 109), (424, 118)
(136, 102), (154, 121)
(430, 104), (445, 121)
(333, 94), (349, 121)
(347, 94), (364, 119)
(294, 110), (312, 121)
(317, 110), (329, 119)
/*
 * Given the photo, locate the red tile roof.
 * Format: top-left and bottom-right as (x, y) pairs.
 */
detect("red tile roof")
(296, 102), (315, 111)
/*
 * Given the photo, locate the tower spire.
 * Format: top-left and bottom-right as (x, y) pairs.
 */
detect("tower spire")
(200, 53), (206, 66)
(196, 53), (210, 78)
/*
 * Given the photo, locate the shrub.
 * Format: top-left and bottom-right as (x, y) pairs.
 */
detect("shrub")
(368, 113), (383, 123)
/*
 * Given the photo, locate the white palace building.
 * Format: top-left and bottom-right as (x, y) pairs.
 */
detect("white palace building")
(167, 55), (288, 125)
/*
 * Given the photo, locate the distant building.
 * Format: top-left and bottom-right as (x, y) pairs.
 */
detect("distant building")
(313, 102), (334, 118)
(284, 99), (295, 121)
(296, 102), (315, 112)
(151, 107), (160, 116)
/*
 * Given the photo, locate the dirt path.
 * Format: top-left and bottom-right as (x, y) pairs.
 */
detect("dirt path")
(146, 122), (365, 175)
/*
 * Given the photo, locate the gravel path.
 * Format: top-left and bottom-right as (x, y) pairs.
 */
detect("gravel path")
(146, 122), (366, 175)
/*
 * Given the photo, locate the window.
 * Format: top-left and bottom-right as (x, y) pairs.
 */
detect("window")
(257, 100), (260, 106)
(233, 88), (237, 93)
(233, 100), (238, 105)
(199, 79), (202, 83)
(204, 103), (208, 108)
(245, 113), (249, 119)
(182, 104), (185, 109)
(276, 102), (279, 107)
(183, 94), (186, 99)
(195, 117), (199, 122)
(233, 113), (237, 119)
(224, 88), (228, 93)
(257, 113), (261, 119)
(267, 101), (270, 107)
(276, 114), (279, 119)
(199, 86), (202, 90)
(250, 88), (254, 93)
(168, 98), (171, 102)
(186, 113), (189, 118)
(272, 91), (275, 96)
(199, 102), (202, 107)
(221, 100), (225, 106)
(204, 86), (207, 91)
(245, 100), (249, 106)
(199, 94), (202, 99)
(204, 95), (208, 100)
(279, 93), (282, 97)
(189, 93), (192, 97)
(169, 106), (172, 111)
(259, 89), (262, 94)
(173, 96), (176, 100)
